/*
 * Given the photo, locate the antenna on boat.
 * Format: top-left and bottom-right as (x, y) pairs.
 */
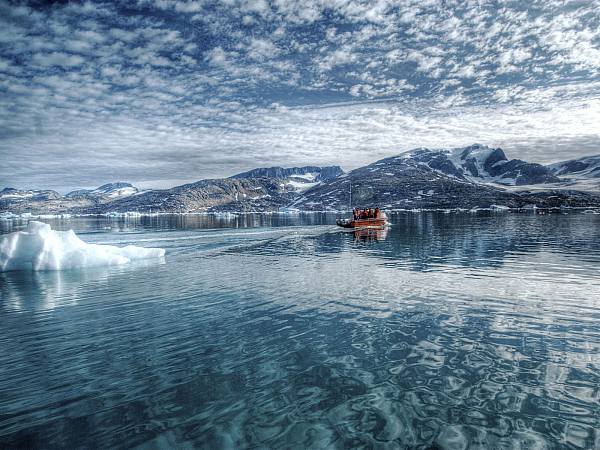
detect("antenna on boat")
(349, 178), (352, 211)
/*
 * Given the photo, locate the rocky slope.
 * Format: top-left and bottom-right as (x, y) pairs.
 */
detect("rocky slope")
(543, 155), (600, 191)
(397, 144), (559, 186)
(0, 188), (62, 202)
(231, 165), (343, 181)
(292, 153), (599, 210)
(66, 182), (138, 200)
(2, 149), (600, 215)
(0, 168), (345, 215)
(0, 183), (140, 215)
(231, 165), (344, 193)
(548, 155), (600, 178)
(86, 178), (298, 213)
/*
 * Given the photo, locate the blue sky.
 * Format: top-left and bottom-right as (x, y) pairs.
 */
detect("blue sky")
(1, 0), (599, 191)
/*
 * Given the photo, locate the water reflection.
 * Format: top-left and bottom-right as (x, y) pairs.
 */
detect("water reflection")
(0, 212), (335, 234)
(353, 227), (389, 242)
(1, 212), (600, 449)
(0, 258), (165, 313)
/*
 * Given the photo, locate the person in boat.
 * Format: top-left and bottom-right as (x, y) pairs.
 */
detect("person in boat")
(353, 208), (360, 220)
(375, 207), (380, 218)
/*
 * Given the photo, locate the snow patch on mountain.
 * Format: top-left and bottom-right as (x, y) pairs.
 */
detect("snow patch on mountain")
(0, 188), (62, 201)
(0, 189), (35, 200)
(231, 166), (344, 193)
(398, 144), (559, 186)
(66, 182), (139, 199)
(548, 155), (600, 178)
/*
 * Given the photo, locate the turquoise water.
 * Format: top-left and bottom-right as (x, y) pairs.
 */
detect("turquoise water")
(1, 212), (600, 449)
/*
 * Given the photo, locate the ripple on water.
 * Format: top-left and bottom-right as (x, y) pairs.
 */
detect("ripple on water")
(1, 212), (600, 449)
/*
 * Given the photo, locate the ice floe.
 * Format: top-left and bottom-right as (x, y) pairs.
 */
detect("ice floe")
(0, 221), (165, 272)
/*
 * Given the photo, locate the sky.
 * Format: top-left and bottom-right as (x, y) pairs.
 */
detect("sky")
(1, 0), (600, 192)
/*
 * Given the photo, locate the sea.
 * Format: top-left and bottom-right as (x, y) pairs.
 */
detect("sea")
(1, 211), (600, 449)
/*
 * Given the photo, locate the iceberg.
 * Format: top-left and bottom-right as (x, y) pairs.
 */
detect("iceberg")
(0, 221), (165, 272)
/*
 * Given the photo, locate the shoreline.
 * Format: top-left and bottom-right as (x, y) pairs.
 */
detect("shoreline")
(2, 206), (600, 221)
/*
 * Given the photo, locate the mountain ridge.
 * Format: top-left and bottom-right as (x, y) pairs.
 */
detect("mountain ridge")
(231, 165), (343, 181)
(2, 149), (600, 215)
(396, 144), (560, 186)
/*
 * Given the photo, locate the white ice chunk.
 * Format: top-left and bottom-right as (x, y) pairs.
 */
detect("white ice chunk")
(0, 221), (165, 272)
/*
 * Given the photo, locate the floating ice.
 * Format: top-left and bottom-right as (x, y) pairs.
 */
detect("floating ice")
(0, 221), (165, 272)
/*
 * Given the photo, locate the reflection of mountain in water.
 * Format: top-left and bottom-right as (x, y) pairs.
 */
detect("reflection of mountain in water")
(370, 213), (599, 270)
(371, 212), (600, 271)
(1, 213), (600, 449)
(244, 212), (600, 272)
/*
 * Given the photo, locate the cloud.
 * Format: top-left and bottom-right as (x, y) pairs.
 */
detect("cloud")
(31, 52), (85, 68)
(205, 46), (229, 67)
(173, 1), (204, 13)
(318, 48), (357, 71)
(246, 38), (279, 61)
(0, 0), (599, 191)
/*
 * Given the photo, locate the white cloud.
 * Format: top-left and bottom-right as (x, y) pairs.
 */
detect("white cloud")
(32, 52), (85, 68)
(110, 28), (138, 43)
(318, 48), (356, 71)
(2, 0), (600, 191)
(173, 1), (204, 13)
(63, 39), (94, 54)
(246, 38), (279, 61)
(205, 46), (229, 67)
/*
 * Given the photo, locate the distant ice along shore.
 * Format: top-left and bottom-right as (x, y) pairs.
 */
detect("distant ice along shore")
(0, 221), (165, 272)
(1, 206), (599, 223)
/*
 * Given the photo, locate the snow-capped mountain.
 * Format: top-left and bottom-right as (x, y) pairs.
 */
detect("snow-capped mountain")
(1, 183), (140, 215)
(2, 148), (600, 215)
(66, 182), (139, 199)
(93, 182), (139, 198)
(0, 188), (61, 201)
(231, 165), (343, 181)
(541, 155), (600, 192)
(397, 144), (559, 186)
(548, 155), (600, 178)
(231, 166), (344, 192)
(293, 150), (598, 211)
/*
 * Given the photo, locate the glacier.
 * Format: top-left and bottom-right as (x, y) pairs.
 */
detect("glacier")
(0, 221), (165, 272)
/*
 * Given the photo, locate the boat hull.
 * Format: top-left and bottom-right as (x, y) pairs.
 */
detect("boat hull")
(336, 218), (388, 229)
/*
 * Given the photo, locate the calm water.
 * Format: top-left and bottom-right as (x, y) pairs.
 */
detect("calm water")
(1, 212), (600, 449)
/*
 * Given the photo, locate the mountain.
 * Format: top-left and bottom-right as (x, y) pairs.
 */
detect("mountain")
(398, 144), (559, 186)
(0, 183), (141, 215)
(0, 187), (62, 202)
(546, 155), (600, 191)
(66, 182), (138, 199)
(292, 152), (599, 210)
(84, 178), (298, 213)
(231, 165), (343, 181)
(0, 171), (334, 215)
(231, 166), (344, 193)
(548, 155), (600, 178)
(1, 150), (599, 215)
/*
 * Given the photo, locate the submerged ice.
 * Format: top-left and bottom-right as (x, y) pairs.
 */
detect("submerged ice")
(0, 221), (165, 272)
